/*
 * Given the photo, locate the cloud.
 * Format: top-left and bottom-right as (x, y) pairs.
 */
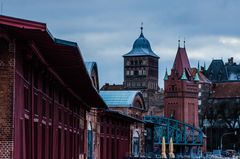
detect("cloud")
(4, 0), (240, 88)
(219, 37), (240, 47)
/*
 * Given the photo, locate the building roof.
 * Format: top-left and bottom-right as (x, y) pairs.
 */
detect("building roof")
(85, 61), (97, 75)
(85, 61), (100, 91)
(123, 28), (159, 58)
(103, 110), (143, 123)
(205, 58), (240, 82)
(172, 47), (191, 78)
(206, 59), (228, 82)
(191, 68), (211, 84)
(99, 90), (143, 107)
(101, 83), (125, 90)
(211, 82), (240, 99)
(0, 15), (107, 109)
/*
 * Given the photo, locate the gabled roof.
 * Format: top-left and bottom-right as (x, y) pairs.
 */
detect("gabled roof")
(99, 90), (144, 108)
(0, 15), (107, 109)
(172, 47), (191, 78)
(123, 29), (159, 58)
(206, 59), (228, 82)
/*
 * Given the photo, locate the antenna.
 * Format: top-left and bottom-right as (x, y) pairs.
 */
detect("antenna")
(183, 37), (186, 48)
(140, 22), (143, 33)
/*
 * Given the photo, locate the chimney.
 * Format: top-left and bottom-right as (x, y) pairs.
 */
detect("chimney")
(227, 57), (234, 65)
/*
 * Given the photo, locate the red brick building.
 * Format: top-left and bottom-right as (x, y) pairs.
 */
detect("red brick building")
(164, 44), (199, 126)
(98, 110), (142, 159)
(86, 62), (144, 159)
(0, 15), (106, 159)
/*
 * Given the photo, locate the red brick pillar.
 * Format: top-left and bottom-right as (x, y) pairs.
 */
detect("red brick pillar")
(0, 37), (15, 158)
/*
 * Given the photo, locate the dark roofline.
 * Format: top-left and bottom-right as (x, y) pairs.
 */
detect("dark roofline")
(104, 110), (144, 123)
(123, 54), (160, 58)
(0, 15), (107, 109)
(0, 15), (46, 31)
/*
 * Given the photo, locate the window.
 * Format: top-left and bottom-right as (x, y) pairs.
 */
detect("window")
(42, 99), (46, 117)
(198, 100), (202, 105)
(24, 87), (30, 110)
(58, 109), (62, 123)
(198, 84), (202, 89)
(34, 94), (38, 115)
(130, 70), (134, 75)
(111, 139), (115, 159)
(23, 62), (30, 81)
(49, 126), (53, 159)
(130, 60), (134, 65)
(42, 124), (46, 159)
(34, 122), (38, 159)
(58, 129), (62, 158)
(198, 92), (202, 97)
(49, 103), (52, 119)
(139, 70), (142, 75)
(126, 70), (130, 75)
(25, 119), (30, 159)
(134, 70), (138, 75)
(143, 70), (146, 75)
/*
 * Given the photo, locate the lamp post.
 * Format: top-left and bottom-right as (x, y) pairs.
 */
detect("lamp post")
(220, 131), (237, 151)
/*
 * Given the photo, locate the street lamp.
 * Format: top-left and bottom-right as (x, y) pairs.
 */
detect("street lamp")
(220, 131), (237, 151)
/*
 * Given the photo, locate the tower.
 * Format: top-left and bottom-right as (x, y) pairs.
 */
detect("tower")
(164, 42), (199, 126)
(123, 25), (160, 109)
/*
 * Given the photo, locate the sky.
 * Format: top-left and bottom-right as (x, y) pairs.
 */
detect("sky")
(3, 0), (240, 88)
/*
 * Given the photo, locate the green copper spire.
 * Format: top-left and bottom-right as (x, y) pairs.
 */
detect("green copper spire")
(164, 68), (168, 80)
(180, 70), (187, 80)
(194, 72), (200, 81)
(204, 62), (206, 71)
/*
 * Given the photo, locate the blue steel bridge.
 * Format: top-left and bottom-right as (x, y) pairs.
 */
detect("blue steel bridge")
(144, 116), (204, 157)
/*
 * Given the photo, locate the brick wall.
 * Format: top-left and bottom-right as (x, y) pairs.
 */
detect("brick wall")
(0, 37), (15, 159)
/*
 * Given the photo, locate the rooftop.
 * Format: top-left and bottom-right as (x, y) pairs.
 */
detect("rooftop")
(0, 15), (107, 109)
(100, 90), (143, 107)
(172, 47), (191, 78)
(123, 27), (159, 58)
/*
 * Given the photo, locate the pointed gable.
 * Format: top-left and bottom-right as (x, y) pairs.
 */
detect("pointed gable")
(172, 47), (191, 78)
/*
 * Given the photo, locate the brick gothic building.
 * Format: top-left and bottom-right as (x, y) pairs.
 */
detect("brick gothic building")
(102, 26), (164, 116)
(0, 15), (107, 159)
(164, 44), (199, 126)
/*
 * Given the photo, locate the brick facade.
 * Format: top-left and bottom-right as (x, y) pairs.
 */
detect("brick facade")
(164, 47), (199, 126)
(0, 36), (15, 159)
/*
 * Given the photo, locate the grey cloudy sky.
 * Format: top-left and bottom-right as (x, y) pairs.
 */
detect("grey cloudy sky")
(3, 0), (240, 88)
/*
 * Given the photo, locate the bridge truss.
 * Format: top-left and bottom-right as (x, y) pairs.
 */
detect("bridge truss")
(144, 116), (204, 156)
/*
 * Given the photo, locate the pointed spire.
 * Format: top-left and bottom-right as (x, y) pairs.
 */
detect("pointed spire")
(140, 22), (143, 37)
(178, 39), (180, 48)
(164, 68), (168, 80)
(194, 72), (200, 81)
(180, 70), (187, 80)
(204, 62), (206, 71)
